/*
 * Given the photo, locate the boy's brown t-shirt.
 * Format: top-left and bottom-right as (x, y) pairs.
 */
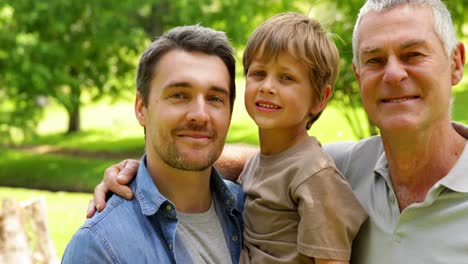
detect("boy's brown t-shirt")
(240, 136), (367, 263)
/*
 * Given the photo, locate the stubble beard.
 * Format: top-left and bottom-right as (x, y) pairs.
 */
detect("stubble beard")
(154, 133), (224, 172)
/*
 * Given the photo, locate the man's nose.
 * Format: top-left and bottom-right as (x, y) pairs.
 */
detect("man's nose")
(186, 96), (209, 123)
(382, 57), (408, 87)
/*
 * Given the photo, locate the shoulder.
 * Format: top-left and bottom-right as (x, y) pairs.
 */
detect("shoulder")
(323, 136), (384, 177)
(83, 194), (128, 229)
(63, 195), (142, 262)
(62, 223), (115, 263)
(288, 138), (338, 179)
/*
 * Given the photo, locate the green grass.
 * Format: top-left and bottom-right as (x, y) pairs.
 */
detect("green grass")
(0, 149), (120, 192)
(23, 130), (145, 154)
(0, 187), (91, 258)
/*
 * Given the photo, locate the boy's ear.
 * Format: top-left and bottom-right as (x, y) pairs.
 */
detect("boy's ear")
(310, 85), (332, 115)
(135, 92), (147, 127)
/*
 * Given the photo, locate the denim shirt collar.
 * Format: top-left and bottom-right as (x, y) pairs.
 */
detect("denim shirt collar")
(131, 155), (239, 216)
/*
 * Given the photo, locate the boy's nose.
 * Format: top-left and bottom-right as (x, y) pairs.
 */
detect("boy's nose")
(259, 78), (276, 95)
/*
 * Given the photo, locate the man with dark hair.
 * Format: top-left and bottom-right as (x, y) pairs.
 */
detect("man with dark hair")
(62, 25), (243, 263)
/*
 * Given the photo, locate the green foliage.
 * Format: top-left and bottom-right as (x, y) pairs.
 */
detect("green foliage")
(1, 0), (466, 140)
(4, 0), (147, 134)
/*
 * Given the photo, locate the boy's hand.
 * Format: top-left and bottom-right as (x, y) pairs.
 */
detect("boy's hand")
(86, 159), (140, 218)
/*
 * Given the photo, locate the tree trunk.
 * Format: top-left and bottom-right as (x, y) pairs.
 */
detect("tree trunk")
(0, 198), (59, 264)
(67, 102), (80, 134)
(0, 199), (33, 264)
(146, 1), (168, 37)
(67, 85), (81, 134)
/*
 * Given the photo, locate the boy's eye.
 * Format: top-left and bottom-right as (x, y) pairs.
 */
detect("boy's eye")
(280, 74), (293, 81)
(250, 70), (265, 77)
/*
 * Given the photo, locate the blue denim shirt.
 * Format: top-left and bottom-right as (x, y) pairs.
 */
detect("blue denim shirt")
(62, 156), (244, 264)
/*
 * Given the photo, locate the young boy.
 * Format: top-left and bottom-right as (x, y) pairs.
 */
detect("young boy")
(238, 13), (366, 263)
(89, 12), (366, 264)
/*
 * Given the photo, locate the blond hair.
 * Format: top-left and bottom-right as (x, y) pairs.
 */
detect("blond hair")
(243, 12), (339, 128)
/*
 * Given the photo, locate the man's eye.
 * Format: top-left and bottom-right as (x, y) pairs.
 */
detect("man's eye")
(169, 93), (186, 99)
(365, 58), (382, 64)
(406, 52), (422, 58)
(208, 96), (225, 103)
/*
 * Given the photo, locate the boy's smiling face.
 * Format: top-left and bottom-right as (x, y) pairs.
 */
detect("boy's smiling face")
(244, 51), (320, 133)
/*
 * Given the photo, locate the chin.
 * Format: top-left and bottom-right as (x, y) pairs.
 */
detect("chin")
(378, 119), (421, 134)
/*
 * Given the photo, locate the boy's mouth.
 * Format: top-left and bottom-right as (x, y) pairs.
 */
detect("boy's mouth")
(255, 99), (281, 110)
(256, 102), (281, 109)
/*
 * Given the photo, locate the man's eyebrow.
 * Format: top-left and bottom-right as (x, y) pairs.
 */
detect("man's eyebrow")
(210, 86), (229, 96)
(360, 39), (428, 56)
(165, 81), (191, 89)
(360, 46), (381, 56)
(401, 39), (427, 49)
(165, 82), (229, 95)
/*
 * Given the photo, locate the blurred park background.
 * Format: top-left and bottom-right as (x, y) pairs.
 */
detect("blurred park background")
(0, 0), (466, 258)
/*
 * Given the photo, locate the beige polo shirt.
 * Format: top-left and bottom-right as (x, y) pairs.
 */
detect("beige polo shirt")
(325, 136), (468, 264)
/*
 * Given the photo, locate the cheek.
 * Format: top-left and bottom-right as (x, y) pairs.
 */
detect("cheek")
(244, 84), (256, 110)
(244, 82), (256, 101)
(213, 112), (232, 135)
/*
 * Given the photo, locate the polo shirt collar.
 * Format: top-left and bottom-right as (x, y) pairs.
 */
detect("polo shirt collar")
(374, 149), (391, 184)
(439, 142), (468, 193)
(372, 142), (468, 193)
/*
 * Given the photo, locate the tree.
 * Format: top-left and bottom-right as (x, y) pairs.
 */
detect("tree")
(0, 3), (44, 143)
(3, 0), (298, 136)
(8, 0), (147, 133)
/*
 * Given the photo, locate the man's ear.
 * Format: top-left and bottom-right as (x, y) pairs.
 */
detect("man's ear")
(451, 42), (465, 86)
(135, 92), (146, 127)
(353, 62), (364, 94)
(353, 63), (361, 82)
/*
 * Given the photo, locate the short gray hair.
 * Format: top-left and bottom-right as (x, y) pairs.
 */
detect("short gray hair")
(352, 0), (457, 67)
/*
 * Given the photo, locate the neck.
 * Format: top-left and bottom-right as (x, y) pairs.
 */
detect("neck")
(381, 122), (466, 210)
(145, 153), (212, 213)
(258, 127), (309, 155)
